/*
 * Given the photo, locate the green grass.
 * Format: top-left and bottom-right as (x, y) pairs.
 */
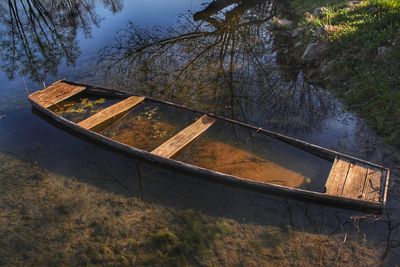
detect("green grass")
(293, 0), (400, 148)
(142, 210), (230, 266)
(291, 0), (346, 15)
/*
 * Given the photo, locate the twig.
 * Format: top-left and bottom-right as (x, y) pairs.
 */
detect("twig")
(334, 233), (347, 265)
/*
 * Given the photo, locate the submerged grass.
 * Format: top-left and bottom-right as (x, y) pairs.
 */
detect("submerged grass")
(0, 152), (381, 266)
(292, 0), (400, 148)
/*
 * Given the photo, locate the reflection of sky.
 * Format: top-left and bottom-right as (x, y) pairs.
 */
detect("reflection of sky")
(78, 0), (204, 59)
(0, 0), (389, 166)
(0, 0), (205, 108)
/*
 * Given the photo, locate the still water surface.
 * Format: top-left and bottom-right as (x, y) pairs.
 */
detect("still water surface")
(0, 0), (399, 265)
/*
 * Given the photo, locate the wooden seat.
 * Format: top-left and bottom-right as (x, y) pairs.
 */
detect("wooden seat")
(152, 115), (216, 158)
(325, 157), (383, 202)
(29, 81), (86, 108)
(78, 96), (145, 130)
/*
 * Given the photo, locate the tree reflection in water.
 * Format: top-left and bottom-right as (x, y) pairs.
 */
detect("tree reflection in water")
(96, 0), (335, 134)
(0, 0), (123, 81)
(94, 3), (400, 262)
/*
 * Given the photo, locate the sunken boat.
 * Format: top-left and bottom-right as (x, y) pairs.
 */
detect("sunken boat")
(28, 80), (390, 213)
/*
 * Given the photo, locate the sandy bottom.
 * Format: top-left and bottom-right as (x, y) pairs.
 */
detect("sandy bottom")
(0, 152), (381, 266)
(175, 140), (306, 188)
(100, 115), (177, 151)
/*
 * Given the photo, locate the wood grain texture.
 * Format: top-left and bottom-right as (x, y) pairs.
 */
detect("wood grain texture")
(363, 168), (382, 202)
(341, 163), (368, 199)
(77, 96), (145, 130)
(29, 81), (86, 108)
(151, 115), (216, 158)
(325, 158), (351, 196)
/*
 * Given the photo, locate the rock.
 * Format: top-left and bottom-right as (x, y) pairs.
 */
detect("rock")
(348, 1), (362, 6)
(304, 12), (315, 23)
(277, 30), (294, 37)
(271, 17), (294, 30)
(313, 7), (328, 18)
(301, 43), (328, 62)
(291, 27), (306, 38)
(320, 60), (342, 84)
(325, 72), (343, 85)
(368, 6), (378, 15)
(320, 60), (337, 75)
(377, 46), (392, 57)
(316, 26), (327, 37)
(316, 25), (342, 37)
(305, 66), (326, 85)
(294, 41), (303, 48)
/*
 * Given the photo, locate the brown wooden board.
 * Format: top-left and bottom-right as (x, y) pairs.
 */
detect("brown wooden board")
(152, 115), (216, 158)
(325, 158), (351, 196)
(341, 163), (368, 199)
(77, 96), (145, 130)
(363, 168), (383, 202)
(28, 81), (86, 108)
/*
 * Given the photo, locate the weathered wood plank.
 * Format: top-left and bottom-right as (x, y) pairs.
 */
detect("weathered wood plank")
(341, 163), (368, 199)
(29, 81), (86, 108)
(77, 96), (145, 130)
(151, 115), (216, 158)
(363, 168), (382, 202)
(325, 158), (351, 196)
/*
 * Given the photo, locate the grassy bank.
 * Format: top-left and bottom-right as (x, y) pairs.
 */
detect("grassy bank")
(291, 0), (400, 148)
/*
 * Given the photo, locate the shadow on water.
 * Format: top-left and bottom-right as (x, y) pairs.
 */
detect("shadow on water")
(28, 108), (374, 232)
(0, 0), (400, 265)
(23, 105), (400, 265)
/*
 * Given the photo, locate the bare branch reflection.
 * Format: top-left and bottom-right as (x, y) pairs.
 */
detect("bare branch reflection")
(96, 0), (335, 134)
(0, 0), (123, 81)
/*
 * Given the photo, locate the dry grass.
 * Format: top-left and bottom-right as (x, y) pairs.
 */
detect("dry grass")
(0, 152), (381, 266)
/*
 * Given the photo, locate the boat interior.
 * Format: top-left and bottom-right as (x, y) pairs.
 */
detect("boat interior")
(29, 81), (389, 205)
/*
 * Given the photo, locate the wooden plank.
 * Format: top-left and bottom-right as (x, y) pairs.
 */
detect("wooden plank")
(29, 81), (86, 108)
(325, 157), (351, 196)
(363, 167), (382, 202)
(77, 96), (145, 130)
(341, 163), (368, 199)
(151, 115), (216, 158)
(383, 169), (390, 204)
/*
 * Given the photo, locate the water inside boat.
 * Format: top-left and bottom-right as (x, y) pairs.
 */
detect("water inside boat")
(173, 120), (332, 191)
(95, 101), (203, 151)
(51, 89), (333, 190)
(49, 92), (120, 123)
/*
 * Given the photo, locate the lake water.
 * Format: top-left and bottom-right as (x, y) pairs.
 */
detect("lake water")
(0, 0), (399, 265)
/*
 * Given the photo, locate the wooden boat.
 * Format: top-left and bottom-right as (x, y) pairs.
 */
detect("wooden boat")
(28, 80), (390, 213)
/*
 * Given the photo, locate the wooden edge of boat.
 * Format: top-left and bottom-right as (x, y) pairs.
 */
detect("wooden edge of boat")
(27, 80), (391, 213)
(383, 169), (390, 204)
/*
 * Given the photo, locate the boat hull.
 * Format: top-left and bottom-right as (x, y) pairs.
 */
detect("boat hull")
(28, 80), (390, 213)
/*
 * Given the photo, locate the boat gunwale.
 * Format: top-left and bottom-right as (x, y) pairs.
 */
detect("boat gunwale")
(28, 79), (390, 213)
